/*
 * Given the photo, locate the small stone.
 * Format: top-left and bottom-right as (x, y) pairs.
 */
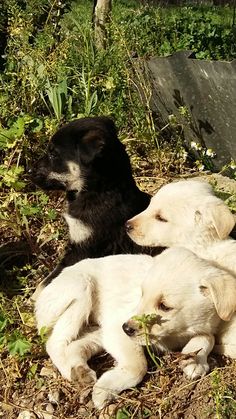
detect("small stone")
(40, 367), (55, 377)
(42, 413), (53, 419)
(48, 390), (60, 404)
(77, 407), (88, 416)
(45, 404), (54, 414)
(0, 402), (14, 412)
(17, 411), (36, 419)
(99, 404), (116, 419)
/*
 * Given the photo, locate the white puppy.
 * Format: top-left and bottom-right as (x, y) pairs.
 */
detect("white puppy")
(123, 247), (236, 380)
(126, 179), (236, 357)
(35, 254), (152, 409)
(35, 248), (236, 409)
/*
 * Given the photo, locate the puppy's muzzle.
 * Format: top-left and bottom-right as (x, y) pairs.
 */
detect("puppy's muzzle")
(122, 322), (136, 336)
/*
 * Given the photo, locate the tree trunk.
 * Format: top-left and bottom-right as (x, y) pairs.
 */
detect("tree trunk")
(93, 0), (112, 50)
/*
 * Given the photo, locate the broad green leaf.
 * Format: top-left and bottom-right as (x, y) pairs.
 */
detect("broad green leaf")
(0, 117), (25, 150)
(116, 408), (130, 419)
(8, 336), (31, 356)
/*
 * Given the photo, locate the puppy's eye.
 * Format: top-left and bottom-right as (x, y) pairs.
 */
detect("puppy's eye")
(158, 302), (173, 312)
(155, 214), (167, 222)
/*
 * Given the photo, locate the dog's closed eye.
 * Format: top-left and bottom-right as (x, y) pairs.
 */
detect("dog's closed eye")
(155, 213), (168, 222)
(158, 302), (173, 312)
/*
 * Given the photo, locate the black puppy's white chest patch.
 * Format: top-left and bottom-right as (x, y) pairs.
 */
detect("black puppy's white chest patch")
(63, 213), (93, 243)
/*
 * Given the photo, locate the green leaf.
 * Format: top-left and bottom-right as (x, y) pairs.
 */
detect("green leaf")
(11, 117), (25, 137)
(47, 209), (57, 220)
(8, 335), (31, 356)
(28, 363), (38, 377)
(29, 118), (44, 133)
(0, 117), (25, 150)
(46, 78), (68, 121)
(20, 204), (41, 216)
(0, 132), (7, 149)
(116, 408), (131, 419)
(0, 314), (8, 332)
(39, 326), (49, 343)
(0, 335), (7, 347)
(0, 165), (25, 190)
(38, 192), (49, 205)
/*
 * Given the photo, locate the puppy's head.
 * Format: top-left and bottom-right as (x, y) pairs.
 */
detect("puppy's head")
(123, 247), (236, 350)
(31, 116), (130, 192)
(126, 180), (235, 247)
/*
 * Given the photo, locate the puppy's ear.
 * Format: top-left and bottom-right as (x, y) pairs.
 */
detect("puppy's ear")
(80, 130), (105, 164)
(201, 272), (236, 321)
(195, 200), (235, 239)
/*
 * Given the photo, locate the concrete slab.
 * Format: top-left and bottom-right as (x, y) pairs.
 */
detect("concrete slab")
(143, 51), (236, 171)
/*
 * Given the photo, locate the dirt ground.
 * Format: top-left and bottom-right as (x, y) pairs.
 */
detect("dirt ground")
(1, 344), (236, 418)
(1, 172), (236, 419)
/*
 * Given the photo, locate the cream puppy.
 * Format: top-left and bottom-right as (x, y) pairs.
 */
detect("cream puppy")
(35, 248), (236, 409)
(126, 179), (236, 357)
(123, 248), (236, 380)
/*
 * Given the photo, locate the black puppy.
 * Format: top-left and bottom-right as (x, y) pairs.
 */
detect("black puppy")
(32, 116), (158, 287)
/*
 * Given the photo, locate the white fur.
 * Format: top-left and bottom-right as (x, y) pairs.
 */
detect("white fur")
(127, 179), (236, 356)
(35, 247), (236, 409)
(49, 160), (91, 243)
(35, 254), (152, 408)
(48, 161), (84, 192)
(127, 180), (235, 250)
(63, 213), (92, 243)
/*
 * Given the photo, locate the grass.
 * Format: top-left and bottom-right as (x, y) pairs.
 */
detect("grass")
(1, 0), (236, 416)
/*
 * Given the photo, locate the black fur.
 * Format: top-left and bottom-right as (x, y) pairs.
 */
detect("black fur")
(31, 116), (161, 284)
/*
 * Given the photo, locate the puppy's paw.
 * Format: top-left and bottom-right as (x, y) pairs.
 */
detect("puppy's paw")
(71, 365), (97, 386)
(92, 383), (115, 410)
(181, 359), (209, 380)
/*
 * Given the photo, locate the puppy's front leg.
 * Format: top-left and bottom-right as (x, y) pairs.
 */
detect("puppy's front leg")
(92, 326), (147, 410)
(181, 334), (215, 379)
(66, 328), (103, 385)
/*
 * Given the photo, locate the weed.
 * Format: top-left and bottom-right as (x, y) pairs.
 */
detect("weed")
(44, 78), (70, 121)
(115, 406), (152, 419)
(0, 293), (35, 357)
(210, 370), (236, 418)
(0, 191), (58, 239)
(132, 313), (162, 368)
(220, 160), (236, 181)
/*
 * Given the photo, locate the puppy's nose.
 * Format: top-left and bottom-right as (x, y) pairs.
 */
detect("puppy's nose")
(122, 322), (136, 336)
(125, 221), (133, 233)
(28, 166), (36, 176)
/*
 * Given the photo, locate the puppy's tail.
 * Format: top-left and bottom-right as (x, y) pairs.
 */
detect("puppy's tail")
(35, 264), (95, 336)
